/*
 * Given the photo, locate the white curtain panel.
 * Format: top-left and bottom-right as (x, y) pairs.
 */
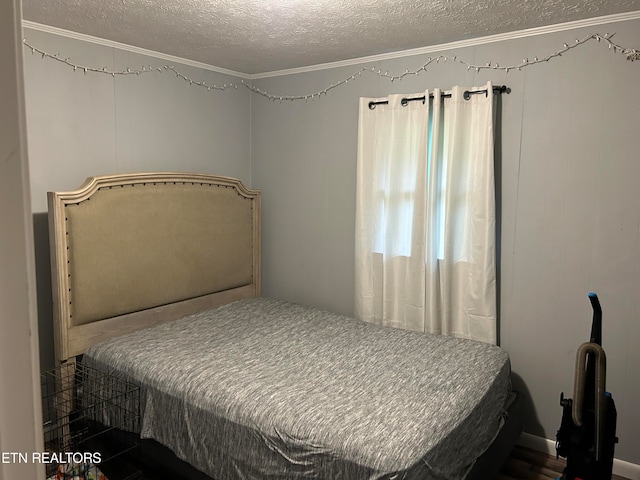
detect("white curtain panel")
(355, 82), (497, 344)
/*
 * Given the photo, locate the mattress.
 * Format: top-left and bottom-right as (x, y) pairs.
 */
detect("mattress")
(83, 297), (512, 480)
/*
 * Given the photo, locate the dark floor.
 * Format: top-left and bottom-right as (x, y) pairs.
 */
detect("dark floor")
(138, 445), (631, 480)
(499, 445), (630, 480)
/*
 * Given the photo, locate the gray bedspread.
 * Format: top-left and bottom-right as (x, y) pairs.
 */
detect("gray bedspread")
(83, 297), (511, 480)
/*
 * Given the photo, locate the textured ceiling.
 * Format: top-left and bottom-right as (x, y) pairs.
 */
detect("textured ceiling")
(22, 0), (640, 75)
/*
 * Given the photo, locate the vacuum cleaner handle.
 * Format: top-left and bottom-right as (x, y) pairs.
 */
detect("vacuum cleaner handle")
(589, 292), (602, 346)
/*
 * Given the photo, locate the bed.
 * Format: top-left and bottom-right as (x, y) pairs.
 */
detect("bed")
(48, 172), (522, 480)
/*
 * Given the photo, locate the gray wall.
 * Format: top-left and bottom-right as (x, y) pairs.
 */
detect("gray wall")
(23, 28), (253, 373)
(251, 19), (640, 463)
(24, 28), (252, 214)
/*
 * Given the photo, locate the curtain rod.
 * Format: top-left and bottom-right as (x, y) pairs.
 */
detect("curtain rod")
(368, 84), (509, 110)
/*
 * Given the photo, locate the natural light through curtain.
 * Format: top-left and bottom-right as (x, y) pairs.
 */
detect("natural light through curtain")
(355, 82), (497, 344)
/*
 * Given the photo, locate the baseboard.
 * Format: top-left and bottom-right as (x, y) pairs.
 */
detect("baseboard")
(517, 432), (640, 480)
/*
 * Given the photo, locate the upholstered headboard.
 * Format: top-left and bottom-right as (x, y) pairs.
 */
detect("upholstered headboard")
(48, 172), (261, 363)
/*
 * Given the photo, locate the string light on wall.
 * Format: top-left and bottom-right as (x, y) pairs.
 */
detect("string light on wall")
(23, 32), (639, 102)
(23, 41), (240, 91)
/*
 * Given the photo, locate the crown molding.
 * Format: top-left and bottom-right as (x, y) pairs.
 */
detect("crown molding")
(22, 10), (640, 81)
(21, 20), (251, 79)
(253, 10), (640, 79)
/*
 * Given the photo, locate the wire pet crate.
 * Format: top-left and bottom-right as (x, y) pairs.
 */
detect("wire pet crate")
(41, 362), (142, 480)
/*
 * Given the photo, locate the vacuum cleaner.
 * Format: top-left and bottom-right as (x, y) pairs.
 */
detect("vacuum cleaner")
(556, 292), (618, 480)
